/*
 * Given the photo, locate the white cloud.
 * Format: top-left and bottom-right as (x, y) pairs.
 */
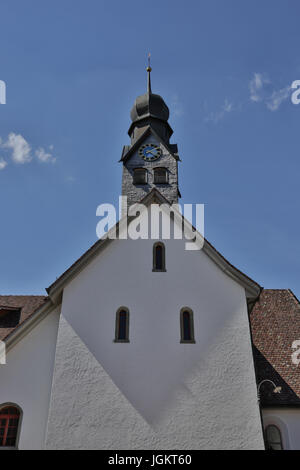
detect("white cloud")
(3, 132), (32, 164)
(205, 99), (234, 123)
(249, 73), (290, 111)
(0, 158), (7, 170)
(223, 100), (233, 112)
(66, 175), (76, 183)
(0, 134), (57, 167)
(249, 73), (270, 102)
(266, 86), (291, 111)
(35, 146), (56, 163)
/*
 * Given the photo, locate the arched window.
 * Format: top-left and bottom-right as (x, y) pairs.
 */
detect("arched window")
(0, 404), (21, 448)
(153, 167), (168, 184)
(180, 308), (195, 343)
(114, 308), (129, 342)
(133, 168), (147, 185)
(152, 242), (166, 272)
(265, 425), (283, 450)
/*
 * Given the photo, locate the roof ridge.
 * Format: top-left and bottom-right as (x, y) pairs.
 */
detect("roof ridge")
(288, 289), (300, 306)
(262, 288), (290, 292)
(0, 295), (47, 298)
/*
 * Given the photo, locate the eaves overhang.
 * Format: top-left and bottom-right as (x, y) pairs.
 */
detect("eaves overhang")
(4, 298), (55, 352)
(128, 115), (174, 140)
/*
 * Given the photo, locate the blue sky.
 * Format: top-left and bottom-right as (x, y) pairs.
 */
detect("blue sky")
(0, 0), (299, 297)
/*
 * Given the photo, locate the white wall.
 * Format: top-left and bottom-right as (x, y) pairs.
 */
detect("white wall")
(0, 308), (60, 449)
(46, 213), (264, 449)
(263, 408), (300, 450)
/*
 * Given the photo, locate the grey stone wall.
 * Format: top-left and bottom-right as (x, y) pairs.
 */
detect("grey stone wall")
(122, 135), (179, 216)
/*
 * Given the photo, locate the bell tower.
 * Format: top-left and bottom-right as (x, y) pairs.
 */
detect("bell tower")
(120, 59), (181, 215)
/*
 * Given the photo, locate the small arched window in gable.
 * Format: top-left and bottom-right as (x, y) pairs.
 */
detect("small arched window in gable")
(153, 242), (166, 272)
(180, 308), (195, 343)
(153, 167), (168, 184)
(0, 404), (21, 448)
(133, 168), (147, 185)
(115, 308), (129, 342)
(265, 425), (283, 450)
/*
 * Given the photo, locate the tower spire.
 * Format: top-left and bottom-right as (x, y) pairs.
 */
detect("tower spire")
(128, 55), (173, 144)
(146, 53), (152, 94)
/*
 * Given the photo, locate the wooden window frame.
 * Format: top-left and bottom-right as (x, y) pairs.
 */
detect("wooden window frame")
(265, 424), (283, 450)
(133, 168), (147, 185)
(114, 307), (130, 343)
(180, 307), (196, 344)
(153, 167), (168, 185)
(152, 242), (166, 272)
(0, 403), (22, 449)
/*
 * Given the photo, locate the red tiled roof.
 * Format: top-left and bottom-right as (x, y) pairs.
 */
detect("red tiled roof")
(251, 289), (300, 406)
(0, 296), (47, 341)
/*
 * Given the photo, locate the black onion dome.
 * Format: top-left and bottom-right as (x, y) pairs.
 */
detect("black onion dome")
(130, 66), (169, 124)
(130, 92), (169, 123)
(128, 65), (173, 144)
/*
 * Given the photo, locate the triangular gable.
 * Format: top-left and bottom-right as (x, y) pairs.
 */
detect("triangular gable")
(1, 190), (262, 351)
(120, 126), (180, 163)
(46, 188), (261, 306)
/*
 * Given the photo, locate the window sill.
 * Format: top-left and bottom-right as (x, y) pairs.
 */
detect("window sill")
(180, 340), (196, 344)
(152, 269), (167, 272)
(114, 339), (130, 343)
(0, 447), (18, 450)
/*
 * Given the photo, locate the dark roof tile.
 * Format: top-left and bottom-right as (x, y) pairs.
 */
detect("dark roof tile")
(0, 296), (47, 341)
(251, 289), (300, 406)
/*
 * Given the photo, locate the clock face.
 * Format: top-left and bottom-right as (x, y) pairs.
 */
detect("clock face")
(138, 143), (162, 161)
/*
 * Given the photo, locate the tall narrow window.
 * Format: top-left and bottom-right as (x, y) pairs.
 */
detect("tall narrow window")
(265, 425), (283, 450)
(115, 308), (129, 342)
(0, 405), (21, 448)
(180, 308), (195, 343)
(133, 168), (147, 185)
(153, 242), (166, 272)
(153, 167), (168, 184)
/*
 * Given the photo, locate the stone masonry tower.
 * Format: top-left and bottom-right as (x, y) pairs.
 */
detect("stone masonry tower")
(120, 61), (181, 215)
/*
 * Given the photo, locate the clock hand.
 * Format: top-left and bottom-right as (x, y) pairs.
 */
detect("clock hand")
(145, 149), (157, 156)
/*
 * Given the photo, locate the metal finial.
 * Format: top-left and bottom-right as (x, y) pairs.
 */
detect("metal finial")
(146, 52), (152, 94)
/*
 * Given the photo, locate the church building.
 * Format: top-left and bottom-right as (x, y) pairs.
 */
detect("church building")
(0, 66), (299, 450)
